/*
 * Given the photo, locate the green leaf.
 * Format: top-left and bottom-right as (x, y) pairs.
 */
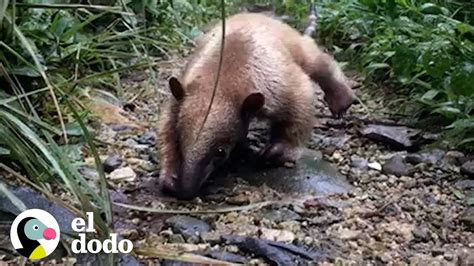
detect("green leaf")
(450, 63), (474, 96)
(0, 181), (27, 213)
(452, 189), (464, 200)
(420, 3), (444, 15)
(0, 147), (10, 155)
(457, 23), (474, 35)
(64, 122), (84, 137)
(431, 106), (462, 119)
(391, 45), (418, 79)
(421, 89), (441, 101)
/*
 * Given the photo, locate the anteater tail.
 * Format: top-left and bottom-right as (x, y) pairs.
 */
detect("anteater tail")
(303, 2), (318, 37)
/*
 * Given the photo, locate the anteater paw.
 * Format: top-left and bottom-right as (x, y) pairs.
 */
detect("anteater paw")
(258, 141), (300, 168)
(159, 170), (178, 194)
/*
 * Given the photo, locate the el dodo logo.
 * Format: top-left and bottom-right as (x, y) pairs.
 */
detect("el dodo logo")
(10, 209), (60, 260)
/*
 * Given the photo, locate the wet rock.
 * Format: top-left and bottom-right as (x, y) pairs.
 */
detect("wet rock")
(455, 180), (474, 190)
(165, 216), (210, 243)
(137, 130), (157, 145)
(382, 155), (410, 177)
(461, 161), (474, 178)
(103, 154), (123, 173)
(216, 149), (352, 196)
(405, 149), (445, 165)
(360, 124), (421, 150)
(350, 155), (369, 170)
(0, 186), (76, 234)
(109, 167), (136, 181)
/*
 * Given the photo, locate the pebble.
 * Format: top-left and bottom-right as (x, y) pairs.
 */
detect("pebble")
(259, 228), (295, 242)
(165, 215), (211, 243)
(444, 151), (466, 166)
(382, 155), (410, 177)
(137, 130), (157, 145)
(109, 167), (136, 181)
(103, 154), (123, 173)
(368, 162), (382, 171)
(461, 161), (474, 178)
(351, 155), (369, 170)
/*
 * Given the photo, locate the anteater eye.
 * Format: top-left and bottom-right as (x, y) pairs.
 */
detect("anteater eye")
(215, 147), (226, 158)
(33, 225), (39, 230)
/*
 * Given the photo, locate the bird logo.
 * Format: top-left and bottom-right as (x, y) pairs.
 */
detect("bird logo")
(10, 209), (60, 260)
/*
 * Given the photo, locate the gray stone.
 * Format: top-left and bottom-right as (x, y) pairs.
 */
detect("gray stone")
(360, 124), (421, 150)
(405, 149), (445, 165)
(0, 186), (76, 234)
(461, 161), (474, 178)
(443, 151), (466, 166)
(124, 138), (139, 147)
(455, 180), (474, 190)
(137, 130), (157, 145)
(103, 154), (123, 173)
(350, 155), (369, 170)
(165, 215), (210, 242)
(382, 155), (410, 177)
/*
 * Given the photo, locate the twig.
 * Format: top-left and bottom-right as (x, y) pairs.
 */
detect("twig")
(113, 200), (277, 214)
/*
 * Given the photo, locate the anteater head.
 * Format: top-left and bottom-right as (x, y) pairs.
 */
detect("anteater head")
(166, 77), (264, 199)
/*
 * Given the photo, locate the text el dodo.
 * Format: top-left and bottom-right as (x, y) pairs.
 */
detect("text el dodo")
(71, 212), (133, 254)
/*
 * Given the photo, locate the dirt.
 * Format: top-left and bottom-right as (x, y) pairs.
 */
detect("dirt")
(73, 54), (474, 265)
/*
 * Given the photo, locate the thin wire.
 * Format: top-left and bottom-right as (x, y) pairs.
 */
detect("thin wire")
(195, 0), (226, 143)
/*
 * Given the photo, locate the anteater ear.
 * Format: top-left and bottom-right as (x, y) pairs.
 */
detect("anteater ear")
(242, 92), (265, 115)
(169, 77), (184, 101)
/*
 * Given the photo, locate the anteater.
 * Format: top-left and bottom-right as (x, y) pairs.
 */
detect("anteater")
(157, 8), (355, 199)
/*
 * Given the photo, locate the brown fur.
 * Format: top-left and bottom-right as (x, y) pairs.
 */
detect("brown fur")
(157, 13), (355, 199)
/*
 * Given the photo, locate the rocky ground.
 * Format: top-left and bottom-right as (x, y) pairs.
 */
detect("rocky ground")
(78, 55), (474, 265)
(1, 54), (473, 265)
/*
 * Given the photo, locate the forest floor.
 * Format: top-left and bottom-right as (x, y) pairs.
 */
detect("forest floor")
(77, 54), (474, 265)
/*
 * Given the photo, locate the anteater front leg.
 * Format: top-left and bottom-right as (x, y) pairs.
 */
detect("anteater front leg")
(259, 80), (316, 167)
(157, 101), (181, 193)
(300, 36), (355, 116)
